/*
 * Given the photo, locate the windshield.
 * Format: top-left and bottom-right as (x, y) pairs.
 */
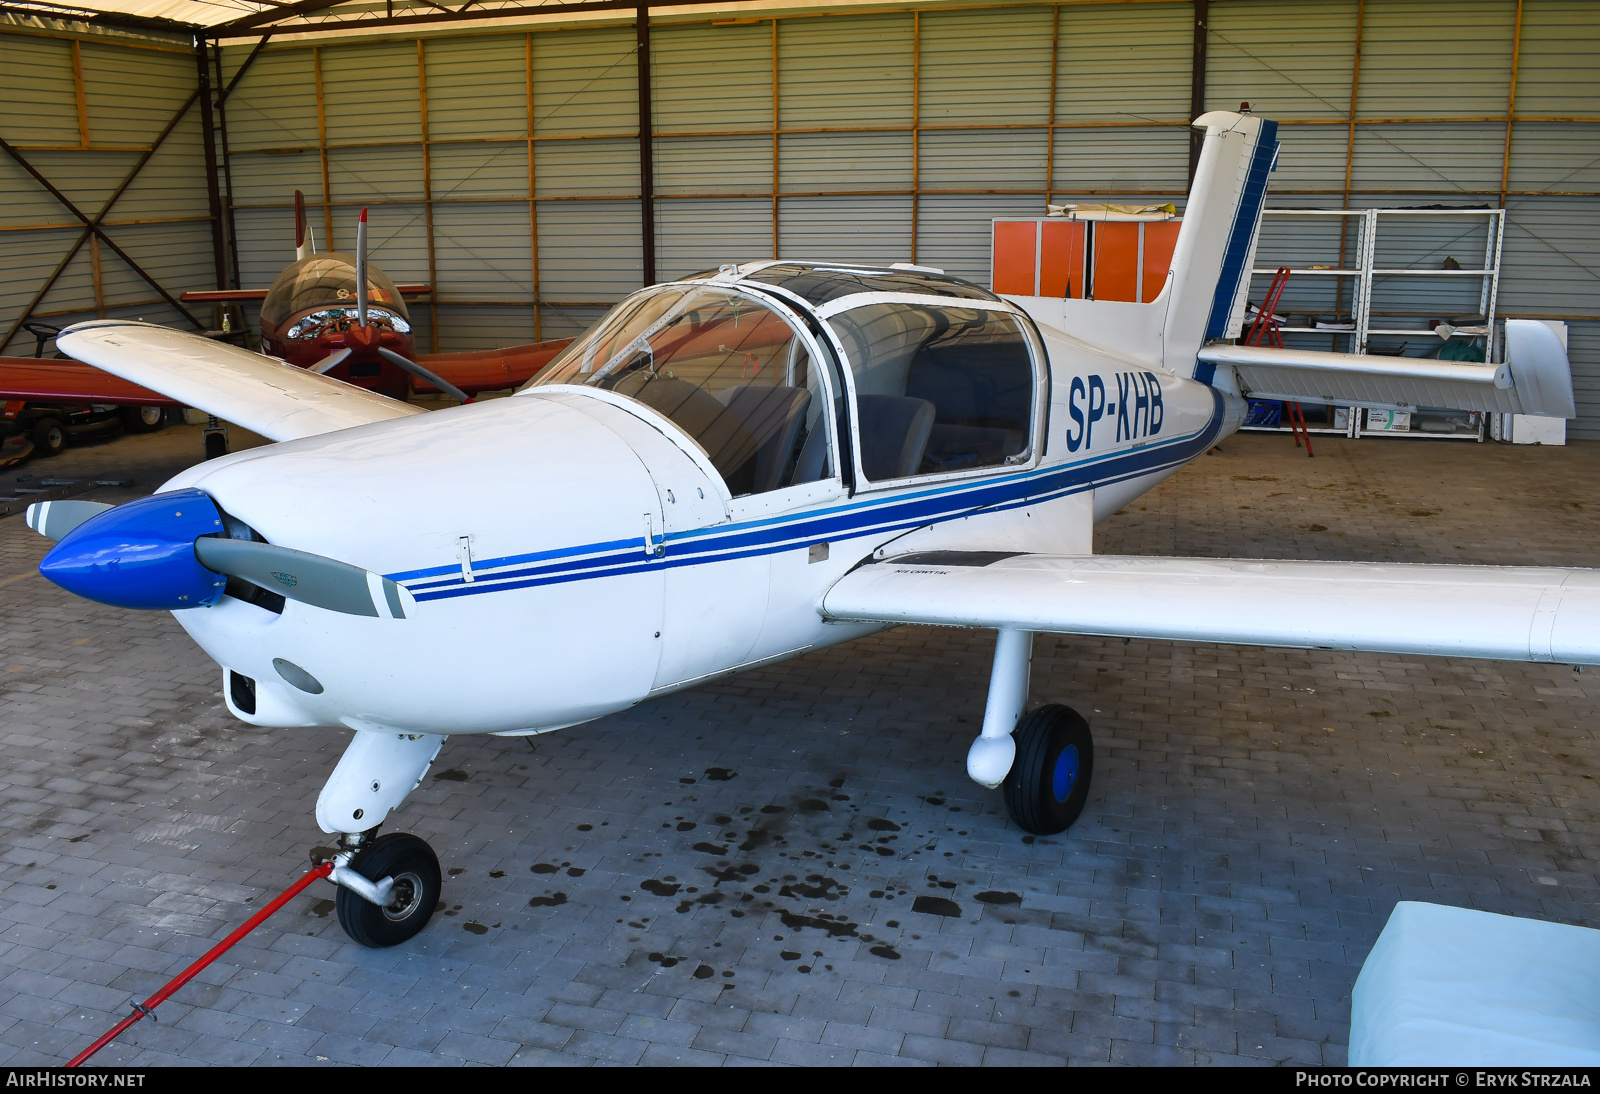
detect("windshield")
(826, 303), (1035, 481)
(532, 287), (833, 496)
(260, 255), (409, 329)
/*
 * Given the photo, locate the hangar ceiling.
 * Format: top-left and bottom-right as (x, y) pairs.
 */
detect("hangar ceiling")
(1, 0), (1597, 432)
(0, 0), (899, 35)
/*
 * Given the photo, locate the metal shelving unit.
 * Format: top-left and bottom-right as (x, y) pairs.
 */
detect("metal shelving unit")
(1241, 206), (1505, 442)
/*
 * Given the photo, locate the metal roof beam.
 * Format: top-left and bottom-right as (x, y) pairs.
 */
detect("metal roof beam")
(213, 0), (775, 37)
(0, 1), (200, 34)
(211, 0), (347, 34)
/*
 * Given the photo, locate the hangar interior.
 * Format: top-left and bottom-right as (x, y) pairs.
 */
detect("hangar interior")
(3, 0), (1596, 425)
(2, 0), (1600, 1070)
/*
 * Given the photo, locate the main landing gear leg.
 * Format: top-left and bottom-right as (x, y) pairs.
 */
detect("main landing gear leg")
(967, 629), (1096, 836)
(967, 629), (1032, 789)
(315, 730), (446, 947)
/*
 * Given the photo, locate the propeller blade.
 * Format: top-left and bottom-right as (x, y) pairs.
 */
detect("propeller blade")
(355, 206), (368, 329)
(376, 347), (472, 404)
(25, 499), (114, 540)
(294, 190), (309, 261)
(194, 537), (415, 620)
(310, 347), (351, 375)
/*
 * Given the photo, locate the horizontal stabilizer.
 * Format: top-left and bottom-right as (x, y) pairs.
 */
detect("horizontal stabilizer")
(1200, 320), (1574, 418)
(57, 320), (423, 442)
(823, 552), (1600, 666)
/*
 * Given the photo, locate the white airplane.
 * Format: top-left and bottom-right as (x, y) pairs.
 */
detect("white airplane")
(21, 111), (1591, 949)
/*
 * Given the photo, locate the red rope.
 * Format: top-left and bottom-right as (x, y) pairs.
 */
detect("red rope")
(67, 860), (334, 1068)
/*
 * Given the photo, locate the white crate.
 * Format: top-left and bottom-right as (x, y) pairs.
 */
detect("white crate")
(1492, 413), (1566, 445)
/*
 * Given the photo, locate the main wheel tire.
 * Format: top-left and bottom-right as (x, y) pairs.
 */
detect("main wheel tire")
(30, 419), (65, 457)
(203, 431), (228, 460)
(1002, 704), (1094, 835)
(335, 833), (442, 948)
(118, 405), (165, 433)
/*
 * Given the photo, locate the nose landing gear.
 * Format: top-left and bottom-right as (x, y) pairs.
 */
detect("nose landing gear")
(314, 729), (448, 947)
(332, 832), (442, 948)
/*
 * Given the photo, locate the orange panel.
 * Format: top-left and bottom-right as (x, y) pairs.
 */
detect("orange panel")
(1141, 221), (1181, 303)
(991, 221), (1039, 296)
(1092, 222), (1139, 302)
(1040, 220), (1085, 298)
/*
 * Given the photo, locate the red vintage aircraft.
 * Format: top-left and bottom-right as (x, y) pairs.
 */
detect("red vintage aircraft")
(0, 194), (571, 454)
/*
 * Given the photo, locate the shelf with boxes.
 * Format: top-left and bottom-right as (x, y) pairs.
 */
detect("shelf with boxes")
(988, 203), (1558, 445)
(1241, 206), (1506, 443)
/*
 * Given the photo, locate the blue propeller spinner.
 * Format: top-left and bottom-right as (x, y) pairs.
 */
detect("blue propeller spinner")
(39, 488), (228, 610)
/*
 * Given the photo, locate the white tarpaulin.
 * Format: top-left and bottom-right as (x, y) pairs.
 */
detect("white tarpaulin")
(1350, 901), (1600, 1066)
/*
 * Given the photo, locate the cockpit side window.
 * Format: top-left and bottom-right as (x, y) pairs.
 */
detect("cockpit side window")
(826, 304), (1035, 482)
(532, 288), (834, 497)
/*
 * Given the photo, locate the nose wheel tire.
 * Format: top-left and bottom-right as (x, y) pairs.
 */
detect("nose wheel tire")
(335, 832), (441, 948)
(1002, 704), (1094, 835)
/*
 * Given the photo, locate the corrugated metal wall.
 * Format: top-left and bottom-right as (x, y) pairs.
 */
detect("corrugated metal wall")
(0, 30), (212, 352)
(3, 1), (1595, 430)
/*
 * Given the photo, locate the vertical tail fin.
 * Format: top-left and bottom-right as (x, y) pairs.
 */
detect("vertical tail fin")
(294, 190), (311, 262)
(1161, 110), (1279, 380)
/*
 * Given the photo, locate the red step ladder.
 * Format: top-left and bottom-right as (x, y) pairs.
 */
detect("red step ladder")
(1245, 267), (1313, 457)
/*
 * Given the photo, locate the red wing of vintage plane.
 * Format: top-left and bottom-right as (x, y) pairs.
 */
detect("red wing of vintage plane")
(0, 192), (570, 409)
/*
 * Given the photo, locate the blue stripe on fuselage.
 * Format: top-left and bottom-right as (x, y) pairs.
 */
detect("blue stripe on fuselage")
(394, 389), (1225, 603)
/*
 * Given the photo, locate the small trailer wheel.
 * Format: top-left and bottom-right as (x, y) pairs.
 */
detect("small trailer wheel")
(119, 406), (165, 433)
(30, 419), (66, 457)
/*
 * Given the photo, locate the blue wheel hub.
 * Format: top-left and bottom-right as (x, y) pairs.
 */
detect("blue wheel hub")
(1051, 744), (1080, 803)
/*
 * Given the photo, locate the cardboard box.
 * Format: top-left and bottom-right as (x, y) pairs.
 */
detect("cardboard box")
(1366, 409), (1411, 432)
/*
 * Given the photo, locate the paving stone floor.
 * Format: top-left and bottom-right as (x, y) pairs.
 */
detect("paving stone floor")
(2, 424), (1600, 1066)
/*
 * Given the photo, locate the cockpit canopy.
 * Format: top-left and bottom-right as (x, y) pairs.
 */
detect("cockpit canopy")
(260, 254), (410, 330)
(531, 262), (1040, 498)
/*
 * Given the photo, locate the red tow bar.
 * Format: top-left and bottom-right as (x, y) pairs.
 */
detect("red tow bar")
(67, 860), (334, 1067)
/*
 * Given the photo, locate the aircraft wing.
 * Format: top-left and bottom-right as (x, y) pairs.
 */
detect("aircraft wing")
(180, 289), (270, 303)
(56, 320), (422, 442)
(1199, 319), (1575, 418)
(823, 552), (1600, 665)
(0, 356), (177, 406)
(179, 284), (431, 302)
(411, 338), (574, 396)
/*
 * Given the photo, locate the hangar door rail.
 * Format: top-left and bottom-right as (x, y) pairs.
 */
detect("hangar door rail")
(1244, 206), (1506, 441)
